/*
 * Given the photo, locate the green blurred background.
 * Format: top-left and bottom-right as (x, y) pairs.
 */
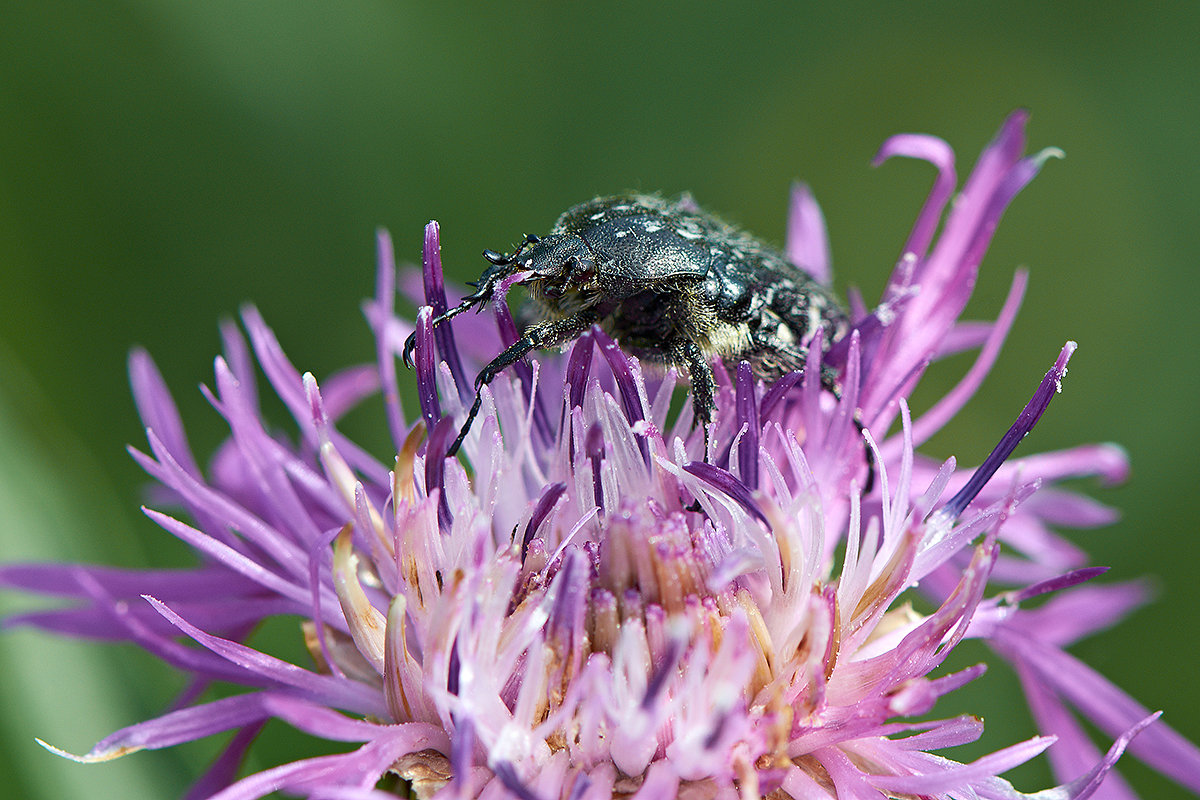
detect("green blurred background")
(2, 1), (1197, 798)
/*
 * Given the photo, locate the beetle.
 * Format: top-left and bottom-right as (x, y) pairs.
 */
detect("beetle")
(403, 194), (855, 463)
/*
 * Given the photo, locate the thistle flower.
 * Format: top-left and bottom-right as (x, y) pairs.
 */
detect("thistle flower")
(4, 111), (1199, 800)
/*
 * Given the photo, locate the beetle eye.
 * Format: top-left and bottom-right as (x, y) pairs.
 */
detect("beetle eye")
(563, 255), (597, 283)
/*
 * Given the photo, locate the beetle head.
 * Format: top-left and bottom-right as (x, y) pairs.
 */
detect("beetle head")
(509, 233), (597, 298)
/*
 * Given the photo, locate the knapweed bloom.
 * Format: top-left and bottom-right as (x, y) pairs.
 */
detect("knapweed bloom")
(4, 111), (1199, 800)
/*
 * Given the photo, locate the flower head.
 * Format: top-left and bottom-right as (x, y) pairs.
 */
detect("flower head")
(5, 111), (1200, 800)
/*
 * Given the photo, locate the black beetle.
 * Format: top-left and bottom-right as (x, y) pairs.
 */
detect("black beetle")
(404, 194), (854, 462)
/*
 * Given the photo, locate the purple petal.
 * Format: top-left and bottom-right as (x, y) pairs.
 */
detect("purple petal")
(863, 113), (1037, 430)
(867, 735), (1053, 794)
(999, 631), (1200, 793)
(873, 132), (956, 260)
(547, 548), (589, 641)
(784, 182), (832, 285)
(137, 424), (317, 588)
(5, 594), (300, 641)
(129, 348), (201, 478)
(734, 362), (759, 489)
(758, 370), (803, 421)
(214, 357), (324, 545)
(138, 506), (317, 610)
(317, 365), (381, 423)
(425, 415), (458, 530)
(1021, 489), (1120, 528)
(490, 296), (554, 445)
(594, 327), (649, 463)
(960, 146), (1063, 276)
(937, 320), (994, 358)
(241, 305), (389, 487)
(904, 269), (1026, 451)
(593, 327), (644, 426)
(219, 319), (259, 414)
(494, 761), (545, 800)
(372, 229), (408, 453)
(208, 723), (449, 800)
(885, 715), (984, 750)
(146, 596), (386, 715)
(1053, 713), (1162, 800)
(183, 722), (265, 800)
(1008, 580), (1151, 647)
(49, 693), (298, 761)
(0, 563), (258, 601)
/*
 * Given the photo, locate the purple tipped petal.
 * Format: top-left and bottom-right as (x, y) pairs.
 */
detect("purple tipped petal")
(422, 221), (470, 395)
(1007, 566), (1109, 603)
(55, 693), (300, 762)
(682, 462), (768, 526)
(565, 330), (595, 413)
(523, 482), (566, 558)
(414, 307), (441, 431)
(940, 342), (1076, 519)
(593, 327), (645, 426)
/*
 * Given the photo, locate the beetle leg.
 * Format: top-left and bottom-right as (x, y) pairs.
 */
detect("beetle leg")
(448, 312), (597, 456)
(403, 260), (520, 368)
(673, 339), (716, 461)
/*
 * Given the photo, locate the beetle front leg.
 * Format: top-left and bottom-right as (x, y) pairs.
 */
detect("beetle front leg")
(403, 260), (523, 368)
(448, 312), (597, 456)
(673, 339), (716, 461)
